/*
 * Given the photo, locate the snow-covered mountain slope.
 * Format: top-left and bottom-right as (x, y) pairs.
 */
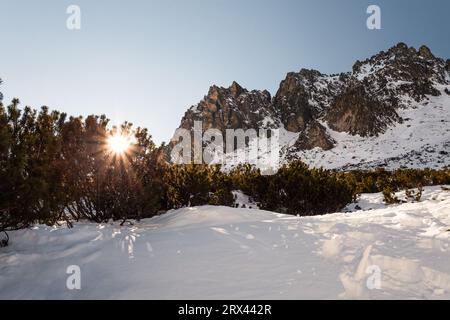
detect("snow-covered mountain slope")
(171, 43), (450, 171)
(1, 186), (450, 299)
(290, 83), (450, 170)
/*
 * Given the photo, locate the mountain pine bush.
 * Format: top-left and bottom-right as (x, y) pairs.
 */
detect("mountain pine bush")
(0, 100), (165, 231)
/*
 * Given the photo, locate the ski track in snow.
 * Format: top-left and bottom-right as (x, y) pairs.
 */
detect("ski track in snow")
(1, 186), (450, 299)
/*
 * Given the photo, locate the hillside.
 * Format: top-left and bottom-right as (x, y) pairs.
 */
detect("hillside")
(1, 186), (450, 299)
(171, 43), (450, 171)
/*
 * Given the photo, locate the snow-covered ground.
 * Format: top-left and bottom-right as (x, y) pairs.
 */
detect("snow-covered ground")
(1, 186), (450, 299)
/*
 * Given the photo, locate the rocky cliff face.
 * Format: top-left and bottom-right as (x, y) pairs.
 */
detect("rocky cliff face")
(290, 121), (335, 151)
(272, 69), (347, 132)
(325, 83), (402, 137)
(178, 81), (277, 136)
(171, 43), (450, 170)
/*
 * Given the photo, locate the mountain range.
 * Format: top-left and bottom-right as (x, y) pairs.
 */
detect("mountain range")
(171, 43), (450, 170)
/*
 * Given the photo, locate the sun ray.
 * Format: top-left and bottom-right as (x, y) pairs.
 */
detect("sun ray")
(107, 131), (135, 156)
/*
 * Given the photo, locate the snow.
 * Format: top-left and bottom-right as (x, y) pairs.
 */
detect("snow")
(212, 127), (298, 175)
(232, 190), (258, 209)
(261, 115), (275, 127)
(292, 84), (450, 170)
(189, 105), (201, 114)
(355, 60), (386, 81)
(1, 186), (450, 299)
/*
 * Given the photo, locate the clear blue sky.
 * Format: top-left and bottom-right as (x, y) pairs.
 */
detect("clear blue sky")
(1, 0), (449, 144)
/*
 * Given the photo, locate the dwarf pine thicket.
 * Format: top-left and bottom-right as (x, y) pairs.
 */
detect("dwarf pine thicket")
(1, 100), (450, 233)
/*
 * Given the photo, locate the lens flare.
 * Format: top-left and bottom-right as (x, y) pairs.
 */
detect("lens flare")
(107, 132), (133, 155)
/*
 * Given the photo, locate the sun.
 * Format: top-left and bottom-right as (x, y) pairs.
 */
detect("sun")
(107, 132), (133, 155)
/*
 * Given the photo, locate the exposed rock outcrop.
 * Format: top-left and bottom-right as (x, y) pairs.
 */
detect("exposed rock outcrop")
(291, 121), (335, 151)
(325, 84), (401, 137)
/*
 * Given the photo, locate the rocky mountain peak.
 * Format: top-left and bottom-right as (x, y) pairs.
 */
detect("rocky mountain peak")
(389, 42), (410, 54)
(350, 43), (447, 108)
(418, 45), (435, 60)
(229, 81), (245, 97)
(272, 68), (347, 132)
(298, 68), (323, 80)
(176, 80), (276, 138)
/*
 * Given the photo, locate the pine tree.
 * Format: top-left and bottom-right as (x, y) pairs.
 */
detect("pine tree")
(258, 161), (353, 216)
(164, 164), (211, 208)
(382, 186), (400, 204)
(208, 165), (234, 206)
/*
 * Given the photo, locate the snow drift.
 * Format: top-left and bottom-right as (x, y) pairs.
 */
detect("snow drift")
(1, 186), (450, 299)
